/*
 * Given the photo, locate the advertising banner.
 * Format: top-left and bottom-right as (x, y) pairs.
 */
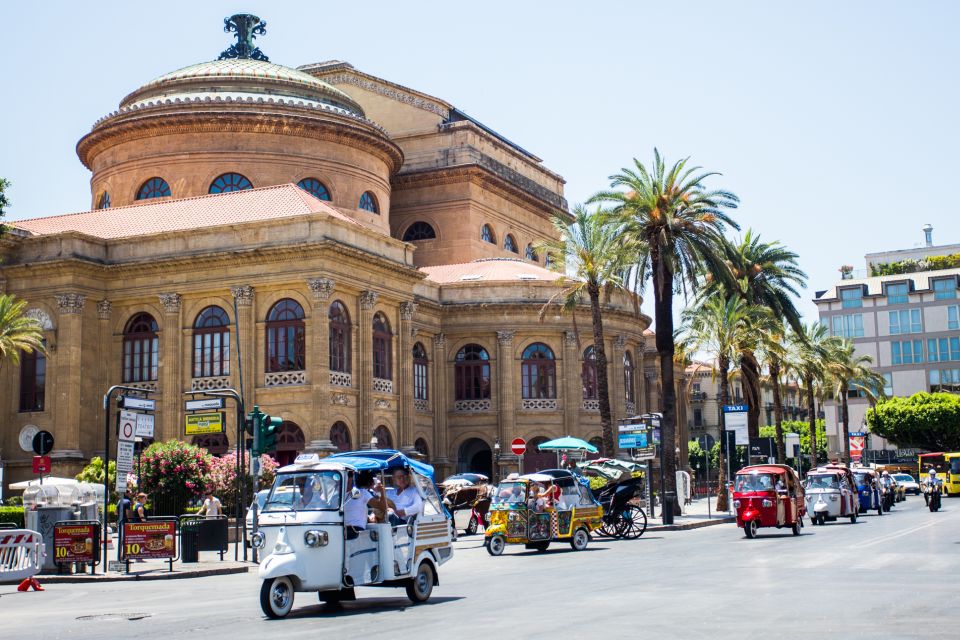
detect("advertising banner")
(849, 435), (866, 462)
(54, 523), (98, 564)
(185, 412), (225, 436)
(123, 521), (176, 560)
(617, 416), (656, 460)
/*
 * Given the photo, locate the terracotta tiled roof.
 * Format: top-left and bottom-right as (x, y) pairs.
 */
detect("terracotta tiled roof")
(11, 184), (362, 240)
(421, 258), (563, 284)
(642, 328), (655, 336)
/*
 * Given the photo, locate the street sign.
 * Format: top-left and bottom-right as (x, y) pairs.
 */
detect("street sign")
(118, 410), (137, 442)
(119, 396), (156, 411)
(723, 406), (749, 445)
(32, 430), (54, 456)
(32, 456), (51, 474)
(785, 433), (801, 457)
(135, 413), (155, 438)
(511, 438), (526, 456)
(749, 437), (775, 458)
(185, 397), (225, 411)
(116, 441), (135, 493)
(185, 412), (225, 436)
(617, 416), (656, 459)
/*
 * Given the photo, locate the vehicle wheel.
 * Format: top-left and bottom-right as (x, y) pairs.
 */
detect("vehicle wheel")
(570, 528), (589, 551)
(260, 576), (295, 619)
(531, 541), (550, 552)
(792, 521), (801, 536)
(877, 504), (883, 516)
(622, 506), (648, 539)
(849, 511), (857, 524)
(744, 520), (758, 539)
(465, 515), (478, 536)
(406, 561), (435, 603)
(486, 535), (505, 556)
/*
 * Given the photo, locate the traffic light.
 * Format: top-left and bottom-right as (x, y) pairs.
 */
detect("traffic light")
(248, 405), (282, 456)
(244, 414), (254, 437)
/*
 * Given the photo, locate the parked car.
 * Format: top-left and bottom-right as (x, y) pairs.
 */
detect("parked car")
(893, 473), (920, 495)
(245, 489), (271, 546)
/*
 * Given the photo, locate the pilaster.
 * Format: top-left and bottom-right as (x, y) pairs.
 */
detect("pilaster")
(496, 330), (516, 448)
(158, 293), (182, 441)
(398, 301), (417, 449)
(612, 335), (627, 425)
(432, 333), (449, 467)
(54, 293), (85, 450)
(231, 285), (255, 420)
(358, 291), (378, 444)
(562, 330), (580, 438)
(307, 278), (334, 438)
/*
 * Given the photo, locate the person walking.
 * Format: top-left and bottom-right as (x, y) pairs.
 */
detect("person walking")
(132, 493), (147, 522)
(197, 490), (223, 518)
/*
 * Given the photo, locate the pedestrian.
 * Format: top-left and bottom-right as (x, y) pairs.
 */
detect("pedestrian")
(132, 493), (147, 522)
(117, 489), (133, 528)
(197, 490), (223, 518)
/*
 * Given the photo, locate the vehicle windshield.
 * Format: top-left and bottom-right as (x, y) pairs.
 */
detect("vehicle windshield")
(734, 473), (777, 492)
(854, 473), (873, 486)
(493, 482), (527, 504)
(951, 459), (960, 474)
(264, 471), (342, 512)
(894, 474), (915, 483)
(806, 475), (839, 489)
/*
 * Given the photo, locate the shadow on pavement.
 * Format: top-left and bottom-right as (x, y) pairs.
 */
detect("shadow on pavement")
(280, 596), (465, 618)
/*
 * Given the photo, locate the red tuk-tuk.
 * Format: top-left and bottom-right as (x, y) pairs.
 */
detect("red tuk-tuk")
(733, 464), (806, 538)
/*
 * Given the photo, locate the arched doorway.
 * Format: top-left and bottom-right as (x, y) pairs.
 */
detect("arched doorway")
(457, 438), (492, 478)
(414, 437), (430, 460)
(272, 421), (305, 466)
(192, 433), (228, 456)
(373, 425), (393, 449)
(525, 436), (557, 472)
(330, 422), (352, 452)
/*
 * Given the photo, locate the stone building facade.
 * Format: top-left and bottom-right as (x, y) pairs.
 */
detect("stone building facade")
(0, 16), (654, 489)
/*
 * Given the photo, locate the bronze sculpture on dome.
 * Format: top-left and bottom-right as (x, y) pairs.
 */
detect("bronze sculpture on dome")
(218, 13), (269, 61)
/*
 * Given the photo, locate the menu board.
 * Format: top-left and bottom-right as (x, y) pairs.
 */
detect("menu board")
(54, 524), (97, 563)
(123, 521), (176, 560)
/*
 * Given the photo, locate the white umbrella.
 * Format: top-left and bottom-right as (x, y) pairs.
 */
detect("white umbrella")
(9, 477), (81, 490)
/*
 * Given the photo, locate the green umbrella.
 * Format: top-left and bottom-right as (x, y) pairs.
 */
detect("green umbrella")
(537, 436), (598, 454)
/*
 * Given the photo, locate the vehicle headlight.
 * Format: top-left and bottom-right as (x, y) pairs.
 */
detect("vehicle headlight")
(829, 495), (838, 502)
(762, 499), (773, 508)
(733, 500), (741, 509)
(251, 531), (265, 549)
(304, 530), (328, 548)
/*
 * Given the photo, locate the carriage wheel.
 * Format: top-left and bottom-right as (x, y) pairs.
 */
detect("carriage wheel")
(621, 506), (647, 539)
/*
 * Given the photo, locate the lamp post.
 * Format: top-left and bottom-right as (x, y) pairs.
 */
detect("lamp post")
(134, 436), (143, 489)
(493, 438), (501, 484)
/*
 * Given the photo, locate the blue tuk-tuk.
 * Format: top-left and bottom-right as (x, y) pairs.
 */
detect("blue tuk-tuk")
(852, 467), (883, 516)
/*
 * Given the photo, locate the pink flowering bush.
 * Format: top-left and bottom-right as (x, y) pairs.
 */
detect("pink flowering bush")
(207, 451), (278, 511)
(139, 440), (212, 515)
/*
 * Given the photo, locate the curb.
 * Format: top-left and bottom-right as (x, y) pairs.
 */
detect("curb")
(32, 565), (250, 584)
(647, 516), (736, 532)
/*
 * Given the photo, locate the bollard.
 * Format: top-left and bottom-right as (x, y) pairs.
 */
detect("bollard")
(662, 491), (676, 525)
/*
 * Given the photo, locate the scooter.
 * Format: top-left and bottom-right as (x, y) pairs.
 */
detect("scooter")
(927, 484), (942, 512)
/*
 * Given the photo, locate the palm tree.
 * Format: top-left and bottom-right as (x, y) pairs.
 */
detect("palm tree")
(537, 205), (639, 456)
(680, 295), (763, 510)
(825, 340), (886, 460)
(591, 149), (739, 511)
(0, 294), (45, 368)
(787, 323), (839, 470)
(755, 313), (789, 463)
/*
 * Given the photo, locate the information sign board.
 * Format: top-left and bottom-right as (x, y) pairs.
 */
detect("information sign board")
(120, 396), (156, 411)
(123, 521), (176, 560)
(723, 405), (749, 445)
(135, 413), (155, 438)
(185, 397), (225, 411)
(115, 441), (135, 494)
(54, 523), (98, 564)
(185, 412), (225, 436)
(118, 410), (138, 442)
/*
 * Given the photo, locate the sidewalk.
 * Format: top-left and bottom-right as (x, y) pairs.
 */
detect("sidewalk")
(646, 496), (736, 532)
(33, 548), (252, 584)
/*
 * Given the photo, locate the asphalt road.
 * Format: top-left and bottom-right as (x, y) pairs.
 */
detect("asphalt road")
(2, 496), (957, 640)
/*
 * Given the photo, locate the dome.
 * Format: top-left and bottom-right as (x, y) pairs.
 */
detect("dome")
(120, 58), (364, 116)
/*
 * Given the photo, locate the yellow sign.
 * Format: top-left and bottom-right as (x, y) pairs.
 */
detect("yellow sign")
(185, 412), (224, 435)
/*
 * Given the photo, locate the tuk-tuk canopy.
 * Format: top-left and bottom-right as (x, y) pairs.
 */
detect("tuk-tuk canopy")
(737, 464), (797, 478)
(326, 449), (435, 479)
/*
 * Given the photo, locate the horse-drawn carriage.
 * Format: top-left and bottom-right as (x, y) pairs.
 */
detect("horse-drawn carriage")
(439, 474), (494, 536)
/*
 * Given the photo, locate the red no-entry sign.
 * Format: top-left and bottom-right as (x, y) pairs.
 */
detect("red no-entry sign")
(511, 438), (526, 456)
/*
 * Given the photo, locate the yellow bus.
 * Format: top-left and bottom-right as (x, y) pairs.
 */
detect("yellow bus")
(918, 453), (960, 496)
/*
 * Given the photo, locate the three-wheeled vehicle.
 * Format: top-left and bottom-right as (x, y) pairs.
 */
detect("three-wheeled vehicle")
(484, 470), (603, 555)
(439, 474), (493, 536)
(253, 450), (454, 618)
(852, 467), (884, 516)
(733, 464), (806, 538)
(803, 465), (859, 525)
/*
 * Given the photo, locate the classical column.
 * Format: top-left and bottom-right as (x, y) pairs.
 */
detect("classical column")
(231, 286), (255, 434)
(562, 331), (580, 438)
(431, 333), (450, 471)
(358, 291), (378, 445)
(611, 335), (627, 425)
(158, 293), (182, 441)
(496, 330), (516, 461)
(398, 301), (417, 450)
(54, 293), (85, 451)
(95, 300), (112, 455)
(307, 278), (334, 438)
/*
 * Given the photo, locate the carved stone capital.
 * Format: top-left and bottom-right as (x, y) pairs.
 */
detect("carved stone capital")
(411, 327), (419, 338)
(159, 293), (182, 313)
(359, 290), (379, 310)
(55, 293), (86, 315)
(433, 333), (446, 348)
(97, 300), (112, 320)
(306, 277), (335, 301)
(399, 301), (418, 321)
(614, 335), (627, 350)
(496, 330), (516, 345)
(231, 285), (254, 306)
(564, 330), (578, 346)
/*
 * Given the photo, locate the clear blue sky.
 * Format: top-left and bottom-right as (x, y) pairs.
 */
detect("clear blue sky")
(3, 1), (957, 320)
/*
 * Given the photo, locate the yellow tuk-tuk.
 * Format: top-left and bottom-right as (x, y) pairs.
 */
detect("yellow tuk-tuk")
(484, 471), (603, 556)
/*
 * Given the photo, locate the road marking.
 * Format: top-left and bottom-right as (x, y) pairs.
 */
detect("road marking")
(856, 516), (949, 549)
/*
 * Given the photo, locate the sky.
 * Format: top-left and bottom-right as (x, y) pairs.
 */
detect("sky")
(3, 1), (958, 322)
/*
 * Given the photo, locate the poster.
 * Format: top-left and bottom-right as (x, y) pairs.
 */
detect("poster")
(54, 523), (97, 564)
(185, 412), (225, 436)
(123, 521), (176, 560)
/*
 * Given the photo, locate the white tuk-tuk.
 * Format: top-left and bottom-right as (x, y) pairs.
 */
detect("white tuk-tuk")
(253, 450), (454, 618)
(803, 465), (859, 525)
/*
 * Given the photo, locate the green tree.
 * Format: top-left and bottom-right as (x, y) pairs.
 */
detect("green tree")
(759, 419), (826, 473)
(786, 323), (841, 470)
(591, 149), (739, 510)
(76, 456), (118, 500)
(825, 340), (885, 460)
(0, 177), (10, 233)
(537, 205), (640, 455)
(867, 393), (960, 451)
(0, 294), (45, 367)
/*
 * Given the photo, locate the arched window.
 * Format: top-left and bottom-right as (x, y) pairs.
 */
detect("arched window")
(136, 177), (171, 200)
(209, 173), (253, 194)
(359, 191), (379, 213)
(455, 344), (491, 401)
(504, 234), (518, 253)
(373, 425), (393, 449)
(330, 422), (352, 452)
(372, 313), (392, 380)
(521, 343), (556, 399)
(413, 342), (428, 401)
(192, 306), (230, 378)
(296, 177), (331, 201)
(97, 192), (111, 209)
(481, 224), (496, 244)
(403, 221), (436, 241)
(582, 346), (598, 400)
(414, 438), (429, 458)
(19, 343), (46, 412)
(624, 350), (635, 404)
(328, 301), (351, 373)
(272, 421), (306, 466)
(525, 244), (537, 261)
(123, 313), (159, 382)
(266, 299), (305, 373)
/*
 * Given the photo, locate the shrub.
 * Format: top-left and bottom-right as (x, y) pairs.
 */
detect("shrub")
(139, 440), (212, 515)
(76, 456), (119, 501)
(207, 451), (278, 512)
(0, 506), (26, 528)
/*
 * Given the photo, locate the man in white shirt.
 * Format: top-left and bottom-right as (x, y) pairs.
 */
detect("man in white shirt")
(386, 469), (423, 525)
(198, 491), (222, 518)
(344, 472), (375, 539)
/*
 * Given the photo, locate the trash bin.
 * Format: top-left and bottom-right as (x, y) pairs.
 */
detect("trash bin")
(181, 519), (199, 563)
(662, 491), (676, 525)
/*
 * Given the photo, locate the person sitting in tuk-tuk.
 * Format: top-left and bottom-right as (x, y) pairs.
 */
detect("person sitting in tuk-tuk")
(539, 482), (562, 508)
(382, 468), (423, 526)
(528, 483), (546, 512)
(344, 471), (377, 539)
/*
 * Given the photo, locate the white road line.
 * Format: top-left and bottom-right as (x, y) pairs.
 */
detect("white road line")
(856, 515), (950, 548)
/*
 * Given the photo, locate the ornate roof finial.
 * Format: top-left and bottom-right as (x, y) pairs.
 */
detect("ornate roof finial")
(218, 14), (269, 61)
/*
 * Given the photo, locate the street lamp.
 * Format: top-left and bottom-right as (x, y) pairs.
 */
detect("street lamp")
(493, 438), (501, 484)
(134, 436), (143, 489)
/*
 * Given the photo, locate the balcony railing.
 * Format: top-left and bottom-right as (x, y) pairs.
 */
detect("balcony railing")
(265, 371), (306, 387)
(373, 378), (393, 394)
(329, 371), (352, 388)
(522, 398), (558, 411)
(191, 376), (230, 391)
(454, 399), (491, 412)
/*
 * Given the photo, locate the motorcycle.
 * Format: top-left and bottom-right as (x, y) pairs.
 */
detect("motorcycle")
(927, 483), (942, 512)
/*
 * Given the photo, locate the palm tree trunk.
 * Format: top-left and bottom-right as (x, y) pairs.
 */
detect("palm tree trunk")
(841, 385), (851, 461)
(716, 356), (731, 512)
(587, 284), (614, 456)
(740, 351), (762, 438)
(771, 359), (785, 463)
(805, 374), (817, 471)
(652, 249), (679, 514)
